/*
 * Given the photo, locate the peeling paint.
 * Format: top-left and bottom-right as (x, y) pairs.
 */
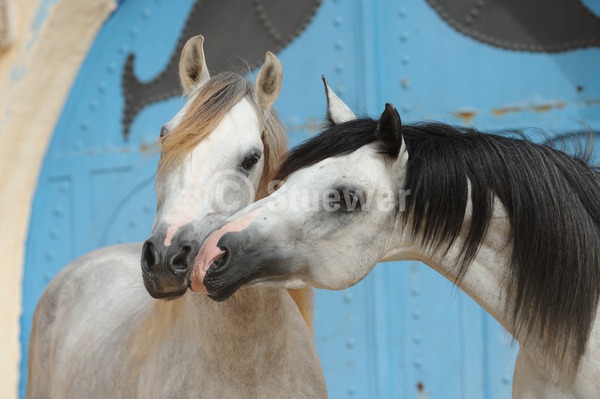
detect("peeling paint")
(533, 104), (552, 112)
(10, 65), (25, 82)
(492, 106), (523, 116)
(417, 381), (427, 399)
(453, 110), (476, 124)
(31, 0), (59, 30)
(458, 98), (592, 120)
(492, 101), (568, 116)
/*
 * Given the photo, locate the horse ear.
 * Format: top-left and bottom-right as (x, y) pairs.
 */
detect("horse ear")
(322, 75), (356, 124)
(179, 35), (210, 94)
(377, 103), (403, 158)
(254, 51), (283, 110)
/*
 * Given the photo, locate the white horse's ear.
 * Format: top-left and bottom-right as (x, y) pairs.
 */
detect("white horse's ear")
(322, 75), (356, 124)
(254, 51), (283, 110)
(179, 35), (210, 94)
(397, 136), (408, 166)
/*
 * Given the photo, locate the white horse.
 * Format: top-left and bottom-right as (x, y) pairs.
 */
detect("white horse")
(195, 78), (600, 397)
(26, 35), (325, 399)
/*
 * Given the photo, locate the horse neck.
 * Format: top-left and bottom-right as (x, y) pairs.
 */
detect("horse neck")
(387, 198), (586, 375)
(386, 200), (515, 336)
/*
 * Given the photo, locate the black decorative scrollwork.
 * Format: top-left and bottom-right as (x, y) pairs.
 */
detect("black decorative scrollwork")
(121, 0), (322, 139)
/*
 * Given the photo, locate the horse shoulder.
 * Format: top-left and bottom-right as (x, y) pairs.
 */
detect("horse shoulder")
(513, 316), (600, 398)
(27, 243), (147, 398)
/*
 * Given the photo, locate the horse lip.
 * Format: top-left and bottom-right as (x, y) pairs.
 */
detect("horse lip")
(205, 273), (258, 301)
(207, 251), (226, 274)
(144, 284), (188, 300)
(206, 281), (241, 302)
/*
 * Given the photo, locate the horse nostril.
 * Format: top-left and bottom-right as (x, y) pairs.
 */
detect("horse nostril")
(208, 247), (229, 274)
(213, 252), (227, 269)
(170, 245), (192, 272)
(142, 241), (158, 273)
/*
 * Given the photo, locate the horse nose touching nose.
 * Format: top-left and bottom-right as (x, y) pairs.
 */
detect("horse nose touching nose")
(141, 237), (200, 299)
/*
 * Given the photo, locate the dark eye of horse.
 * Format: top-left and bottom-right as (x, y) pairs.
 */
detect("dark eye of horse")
(338, 189), (362, 212)
(159, 125), (169, 138)
(241, 154), (260, 170)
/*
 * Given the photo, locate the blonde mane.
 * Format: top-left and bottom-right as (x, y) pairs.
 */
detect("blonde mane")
(157, 72), (287, 193)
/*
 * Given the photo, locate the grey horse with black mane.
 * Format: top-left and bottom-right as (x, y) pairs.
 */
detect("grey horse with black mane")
(196, 78), (600, 397)
(26, 36), (325, 399)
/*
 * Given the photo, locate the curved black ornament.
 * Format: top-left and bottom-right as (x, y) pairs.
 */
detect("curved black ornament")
(122, 0), (322, 139)
(428, 0), (600, 53)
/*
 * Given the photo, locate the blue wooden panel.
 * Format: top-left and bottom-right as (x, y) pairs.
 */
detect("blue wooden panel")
(21, 0), (600, 398)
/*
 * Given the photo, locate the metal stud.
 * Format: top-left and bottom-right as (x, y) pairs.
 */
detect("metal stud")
(129, 27), (139, 38)
(412, 310), (421, 320)
(346, 337), (355, 349)
(414, 358), (423, 369)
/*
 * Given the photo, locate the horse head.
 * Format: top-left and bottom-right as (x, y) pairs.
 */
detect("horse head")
(140, 35), (286, 300)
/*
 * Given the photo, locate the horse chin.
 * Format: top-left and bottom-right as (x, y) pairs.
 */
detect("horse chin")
(206, 279), (245, 302)
(204, 271), (259, 302)
(144, 285), (188, 301)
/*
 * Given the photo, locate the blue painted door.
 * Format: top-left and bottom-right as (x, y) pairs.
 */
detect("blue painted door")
(21, 0), (600, 397)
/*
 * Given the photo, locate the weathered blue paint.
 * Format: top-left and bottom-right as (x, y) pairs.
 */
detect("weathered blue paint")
(31, 0), (59, 30)
(21, 0), (600, 398)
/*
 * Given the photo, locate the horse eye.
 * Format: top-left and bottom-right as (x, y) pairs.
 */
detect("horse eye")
(338, 189), (361, 212)
(241, 154), (260, 170)
(159, 126), (169, 138)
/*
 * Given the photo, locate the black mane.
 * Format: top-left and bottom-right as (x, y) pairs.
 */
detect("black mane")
(276, 118), (600, 367)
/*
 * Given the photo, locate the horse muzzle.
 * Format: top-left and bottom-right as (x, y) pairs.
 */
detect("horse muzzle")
(202, 231), (271, 301)
(140, 236), (200, 300)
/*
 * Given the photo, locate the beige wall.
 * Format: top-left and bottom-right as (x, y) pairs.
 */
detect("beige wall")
(0, 0), (15, 48)
(0, 0), (115, 397)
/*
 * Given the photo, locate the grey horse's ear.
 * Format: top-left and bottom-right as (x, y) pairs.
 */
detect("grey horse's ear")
(322, 75), (356, 124)
(179, 35), (210, 94)
(255, 51), (283, 110)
